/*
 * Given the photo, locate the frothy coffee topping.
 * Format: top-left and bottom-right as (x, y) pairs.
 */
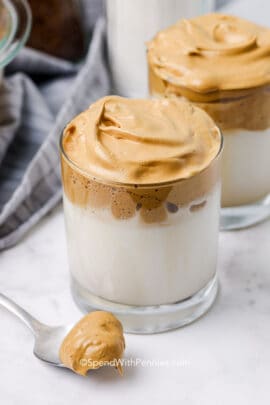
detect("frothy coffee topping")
(59, 311), (125, 376)
(147, 14), (270, 100)
(62, 96), (221, 185)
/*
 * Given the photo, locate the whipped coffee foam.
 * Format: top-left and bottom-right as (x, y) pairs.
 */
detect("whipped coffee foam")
(60, 311), (125, 376)
(62, 96), (221, 186)
(148, 13), (270, 99)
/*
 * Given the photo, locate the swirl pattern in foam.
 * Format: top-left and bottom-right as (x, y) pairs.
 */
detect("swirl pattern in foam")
(147, 13), (270, 100)
(62, 96), (221, 185)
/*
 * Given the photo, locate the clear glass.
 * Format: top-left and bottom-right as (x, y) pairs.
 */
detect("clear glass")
(217, 87), (270, 230)
(149, 77), (270, 231)
(60, 134), (223, 334)
(0, 0), (31, 69)
(106, 0), (215, 98)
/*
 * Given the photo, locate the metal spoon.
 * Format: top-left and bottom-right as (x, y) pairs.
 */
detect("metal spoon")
(0, 292), (72, 367)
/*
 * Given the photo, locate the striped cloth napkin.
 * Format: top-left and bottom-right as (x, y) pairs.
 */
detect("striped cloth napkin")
(0, 15), (110, 251)
(0, 0), (227, 251)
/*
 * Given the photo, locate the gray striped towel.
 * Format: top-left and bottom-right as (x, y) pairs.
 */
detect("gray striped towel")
(0, 0), (226, 251)
(0, 16), (110, 251)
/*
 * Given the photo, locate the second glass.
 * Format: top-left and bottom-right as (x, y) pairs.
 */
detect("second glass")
(147, 13), (270, 230)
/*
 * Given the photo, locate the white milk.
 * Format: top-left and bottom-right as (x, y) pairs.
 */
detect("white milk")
(64, 183), (220, 306)
(106, 0), (215, 97)
(221, 128), (270, 206)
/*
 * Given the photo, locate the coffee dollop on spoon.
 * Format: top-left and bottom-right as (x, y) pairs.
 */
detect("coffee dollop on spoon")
(59, 311), (125, 376)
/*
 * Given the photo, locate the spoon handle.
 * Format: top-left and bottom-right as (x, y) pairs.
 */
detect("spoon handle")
(0, 293), (44, 336)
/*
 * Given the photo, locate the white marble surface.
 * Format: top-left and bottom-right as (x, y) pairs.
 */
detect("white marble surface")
(1, 204), (270, 404)
(1, 0), (270, 403)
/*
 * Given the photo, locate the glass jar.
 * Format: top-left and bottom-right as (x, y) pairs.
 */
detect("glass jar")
(27, 0), (84, 60)
(147, 13), (270, 230)
(106, 0), (215, 98)
(60, 96), (223, 333)
(0, 0), (31, 76)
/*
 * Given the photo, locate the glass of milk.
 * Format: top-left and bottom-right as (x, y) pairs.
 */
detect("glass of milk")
(106, 0), (215, 97)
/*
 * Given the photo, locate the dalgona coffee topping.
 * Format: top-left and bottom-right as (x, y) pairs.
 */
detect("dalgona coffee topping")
(62, 96), (221, 185)
(147, 14), (270, 101)
(61, 96), (221, 222)
(59, 311), (125, 376)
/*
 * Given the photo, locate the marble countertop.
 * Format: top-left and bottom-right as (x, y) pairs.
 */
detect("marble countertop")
(1, 1), (270, 403)
(1, 205), (270, 404)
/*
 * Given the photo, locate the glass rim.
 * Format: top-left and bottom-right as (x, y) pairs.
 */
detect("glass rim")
(0, 0), (32, 69)
(59, 125), (223, 189)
